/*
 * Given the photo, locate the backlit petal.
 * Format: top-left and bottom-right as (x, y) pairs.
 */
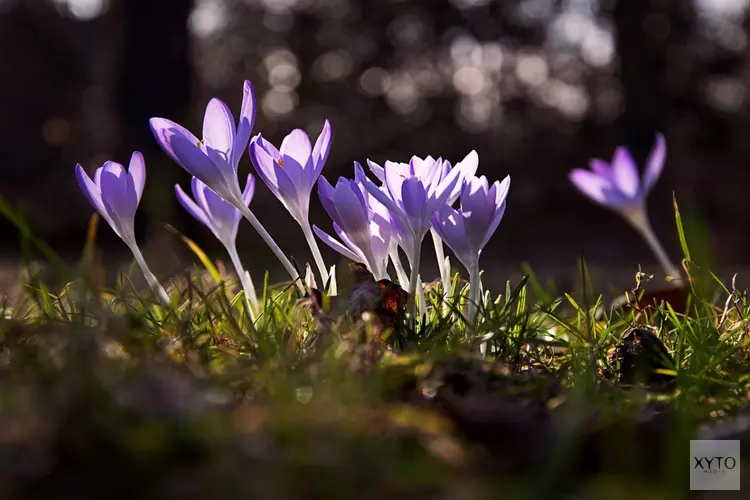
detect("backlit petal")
(366, 159), (385, 183)
(642, 132), (666, 194)
(175, 183), (212, 230)
(311, 120), (332, 181)
(150, 118), (226, 195)
(611, 146), (640, 200)
(232, 81), (256, 168)
(202, 98), (236, 162)
(313, 225), (363, 264)
(127, 151), (146, 202)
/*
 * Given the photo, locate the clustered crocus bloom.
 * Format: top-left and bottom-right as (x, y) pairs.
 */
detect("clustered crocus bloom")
(432, 175), (510, 324)
(73, 75), (679, 337)
(150, 81), (304, 292)
(359, 156), (463, 318)
(569, 133), (681, 280)
(314, 166), (391, 281)
(75, 152), (170, 306)
(175, 175), (259, 319)
(249, 122), (332, 285)
(368, 152), (478, 302)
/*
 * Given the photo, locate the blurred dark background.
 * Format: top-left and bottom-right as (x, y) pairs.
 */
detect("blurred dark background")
(0, 0), (748, 292)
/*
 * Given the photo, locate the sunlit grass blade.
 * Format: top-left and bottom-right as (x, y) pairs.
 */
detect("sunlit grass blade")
(166, 224), (222, 284)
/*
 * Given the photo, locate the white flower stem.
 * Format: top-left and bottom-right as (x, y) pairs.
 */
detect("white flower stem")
(622, 205), (682, 281)
(127, 242), (171, 307)
(467, 258), (481, 327)
(390, 245), (409, 290)
(407, 242), (422, 323)
(238, 206), (304, 293)
(430, 228), (451, 315)
(430, 228), (451, 296)
(225, 241), (259, 322)
(300, 219), (329, 287)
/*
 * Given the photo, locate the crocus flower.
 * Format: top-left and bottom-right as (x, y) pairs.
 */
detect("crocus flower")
(569, 133), (681, 279)
(175, 175), (259, 318)
(75, 152), (170, 306)
(368, 152), (477, 300)
(150, 80), (302, 290)
(314, 168), (391, 281)
(360, 156), (462, 316)
(432, 175), (511, 324)
(248, 122), (332, 284)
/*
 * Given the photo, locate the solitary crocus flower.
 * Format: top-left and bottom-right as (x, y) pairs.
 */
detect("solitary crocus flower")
(75, 152), (170, 306)
(150, 80), (302, 290)
(360, 156), (462, 316)
(249, 122), (332, 285)
(314, 168), (391, 281)
(569, 133), (680, 279)
(432, 175), (510, 324)
(175, 175), (259, 318)
(368, 152), (477, 300)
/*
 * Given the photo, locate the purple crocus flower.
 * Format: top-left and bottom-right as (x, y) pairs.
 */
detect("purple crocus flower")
(248, 122), (332, 284)
(569, 133), (665, 211)
(75, 152), (170, 305)
(175, 175), (255, 248)
(313, 169), (391, 281)
(569, 133), (680, 279)
(150, 80), (303, 290)
(432, 175), (511, 323)
(150, 81), (255, 207)
(175, 175), (260, 316)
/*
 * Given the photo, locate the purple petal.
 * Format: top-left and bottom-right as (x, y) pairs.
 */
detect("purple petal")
(413, 156), (438, 184)
(193, 178), (238, 240)
(99, 161), (138, 221)
(366, 159), (385, 183)
(333, 222), (368, 262)
(462, 178), (495, 252)
(611, 146), (640, 199)
(456, 150), (479, 177)
(480, 200), (507, 251)
(494, 175), (511, 207)
(311, 120), (332, 181)
(232, 81), (256, 169)
(332, 182), (370, 247)
(76, 164), (109, 221)
(361, 173), (405, 222)
(400, 177), (428, 233)
(460, 175), (489, 214)
(432, 206), (472, 270)
(202, 98), (236, 162)
(275, 159), (307, 220)
(641, 132), (666, 194)
(589, 159), (612, 180)
(446, 151), (479, 204)
(175, 183), (211, 230)
(384, 163), (405, 206)
(317, 176), (339, 223)
(248, 137), (281, 197)
(280, 129), (312, 171)
(570, 169), (630, 207)
(313, 224), (363, 263)
(241, 174), (255, 208)
(150, 118), (225, 190)
(127, 151), (146, 203)
(433, 161), (463, 207)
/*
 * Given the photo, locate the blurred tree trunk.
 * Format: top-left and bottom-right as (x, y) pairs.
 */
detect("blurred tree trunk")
(111, 0), (193, 239)
(614, 0), (695, 150)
